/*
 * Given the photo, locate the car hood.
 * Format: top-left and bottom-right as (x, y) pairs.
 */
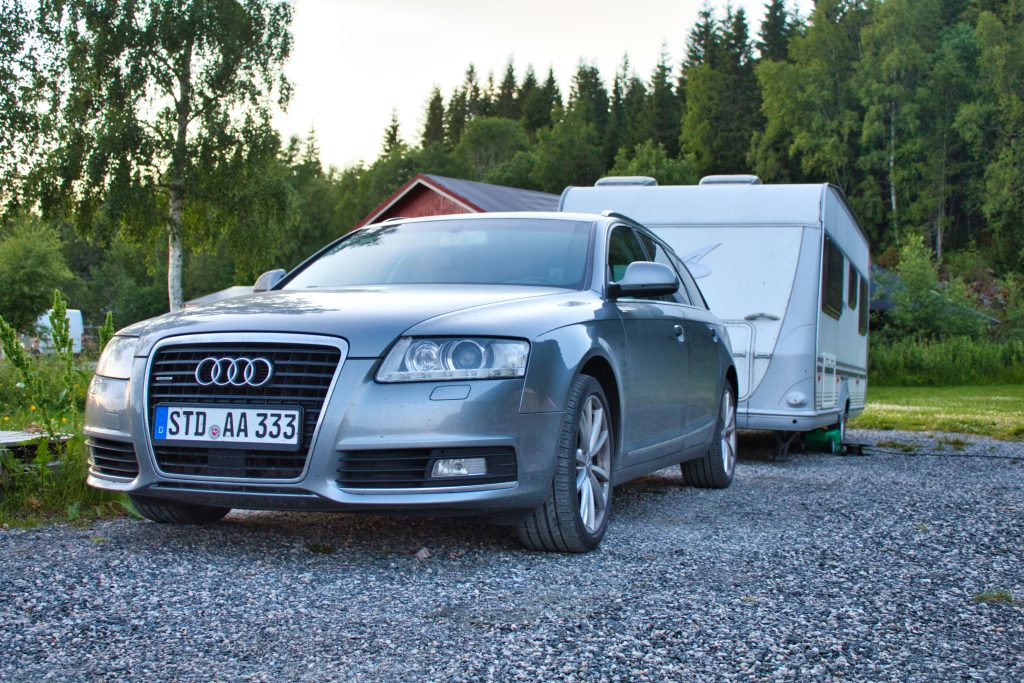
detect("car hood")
(122, 285), (583, 358)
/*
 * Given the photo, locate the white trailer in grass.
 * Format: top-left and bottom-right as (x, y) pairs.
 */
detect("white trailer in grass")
(560, 175), (871, 456)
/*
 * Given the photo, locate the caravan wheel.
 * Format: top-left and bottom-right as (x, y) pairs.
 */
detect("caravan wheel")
(831, 408), (847, 454)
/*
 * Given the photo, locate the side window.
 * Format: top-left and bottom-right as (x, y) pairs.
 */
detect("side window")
(637, 231), (691, 305)
(848, 263), (858, 309)
(607, 225), (647, 282)
(858, 275), (869, 336)
(636, 232), (658, 261)
(821, 234), (844, 319)
(669, 252), (708, 309)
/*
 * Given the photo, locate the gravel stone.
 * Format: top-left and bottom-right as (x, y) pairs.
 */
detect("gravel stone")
(1, 428), (1022, 681)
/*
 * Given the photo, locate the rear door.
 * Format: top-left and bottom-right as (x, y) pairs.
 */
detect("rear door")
(607, 225), (690, 463)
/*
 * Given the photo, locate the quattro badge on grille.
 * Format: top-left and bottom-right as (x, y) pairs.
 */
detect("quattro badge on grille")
(194, 357), (274, 387)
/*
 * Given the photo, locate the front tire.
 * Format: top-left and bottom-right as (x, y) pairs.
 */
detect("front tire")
(681, 383), (737, 488)
(129, 495), (230, 524)
(516, 375), (614, 553)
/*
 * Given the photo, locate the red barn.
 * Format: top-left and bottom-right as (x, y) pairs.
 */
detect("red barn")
(357, 174), (560, 227)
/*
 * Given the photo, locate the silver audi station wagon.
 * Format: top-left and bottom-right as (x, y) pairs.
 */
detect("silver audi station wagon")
(86, 212), (737, 552)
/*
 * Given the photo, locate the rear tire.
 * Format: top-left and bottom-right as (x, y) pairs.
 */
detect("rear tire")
(516, 375), (614, 553)
(129, 495), (230, 524)
(681, 383), (737, 488)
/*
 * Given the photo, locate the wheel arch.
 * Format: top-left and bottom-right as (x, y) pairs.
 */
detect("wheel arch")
(579, 354), (622, 453)
(724, 363), (739, 403)
(521, 321), (626, 418)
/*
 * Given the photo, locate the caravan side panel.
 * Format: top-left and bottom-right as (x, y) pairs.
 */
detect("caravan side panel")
(816, 188), (870, 418)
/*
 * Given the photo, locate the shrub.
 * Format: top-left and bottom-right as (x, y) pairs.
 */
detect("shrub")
(884, 235), (987, 342)
(0, 215), (74, 333)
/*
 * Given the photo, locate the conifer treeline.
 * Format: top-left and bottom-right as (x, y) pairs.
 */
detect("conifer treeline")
(375, 0), (1024, 274)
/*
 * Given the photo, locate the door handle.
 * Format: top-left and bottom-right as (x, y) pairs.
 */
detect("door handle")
(673, 324), (685, 342)
(708, 325), (719, 343)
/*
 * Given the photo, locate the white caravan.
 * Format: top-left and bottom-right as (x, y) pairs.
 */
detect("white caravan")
(560, 175), (870, 455)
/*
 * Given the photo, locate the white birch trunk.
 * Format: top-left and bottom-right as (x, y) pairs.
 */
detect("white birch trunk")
(167, 185), (185, 312)
(936, 139), (946, 263)
(166, 42), (192, 313)
(888, 106), (897, 224)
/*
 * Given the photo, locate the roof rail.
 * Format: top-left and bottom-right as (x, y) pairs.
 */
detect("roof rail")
(601, 210), (640, 223)
(595, 176), (658, 187)
(378, 216), (408, 223)
(698, 174), (762, 185)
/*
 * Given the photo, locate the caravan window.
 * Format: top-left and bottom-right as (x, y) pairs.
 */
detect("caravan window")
(858, 276), (869, 335)
(848, 263), (858, 309)
(821, 234), (844, 319)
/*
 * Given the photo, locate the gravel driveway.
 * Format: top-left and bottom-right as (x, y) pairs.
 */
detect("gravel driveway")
(2, 429), (1022, 682)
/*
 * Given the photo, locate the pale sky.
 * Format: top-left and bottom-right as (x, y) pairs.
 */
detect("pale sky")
(277, 0), (814, 169)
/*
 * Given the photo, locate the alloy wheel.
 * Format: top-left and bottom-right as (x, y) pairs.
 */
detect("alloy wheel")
(720, 390), (737, 477)
(575, 394), (612, 534)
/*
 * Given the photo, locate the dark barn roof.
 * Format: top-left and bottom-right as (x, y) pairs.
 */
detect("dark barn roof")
(357, 173), (559, 227)
(421, 174), (560, 213)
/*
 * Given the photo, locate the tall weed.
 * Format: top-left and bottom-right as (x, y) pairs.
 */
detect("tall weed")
(1, 290), (122, 524)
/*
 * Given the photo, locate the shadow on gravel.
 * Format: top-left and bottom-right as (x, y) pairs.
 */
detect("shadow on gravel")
(106, 470), (709, 561)
(101, 432), (840, 559)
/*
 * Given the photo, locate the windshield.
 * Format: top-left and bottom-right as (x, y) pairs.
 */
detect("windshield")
(283, 217), (593, 290)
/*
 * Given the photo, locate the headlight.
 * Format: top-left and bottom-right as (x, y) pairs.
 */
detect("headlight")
(95, 335), (138, 379)
(376, 337), (529, 382)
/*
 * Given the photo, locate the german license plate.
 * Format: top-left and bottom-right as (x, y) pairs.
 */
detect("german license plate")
(152, 405), (303, 450)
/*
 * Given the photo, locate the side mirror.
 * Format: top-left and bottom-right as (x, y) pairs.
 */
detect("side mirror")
(253, 269), (286, 293)
(608, 261), (679, 299)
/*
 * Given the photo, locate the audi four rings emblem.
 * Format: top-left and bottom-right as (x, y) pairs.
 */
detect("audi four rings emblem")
(194, 357), (274, 387)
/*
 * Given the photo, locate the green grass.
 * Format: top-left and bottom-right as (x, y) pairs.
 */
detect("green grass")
(870, 337), (1024, 386)
(306, 543), (336, 554)
(0, 434), (127, 527)
(972, 590), (1017, 605)
(854, 385), (1024, 441)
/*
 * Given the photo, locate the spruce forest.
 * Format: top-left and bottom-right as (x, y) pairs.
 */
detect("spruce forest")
(1, 0), (1022, 340)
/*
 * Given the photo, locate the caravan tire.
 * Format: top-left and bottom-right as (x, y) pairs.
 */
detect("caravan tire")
(682, 384), (737, 489)
(831, 408), (848, 454)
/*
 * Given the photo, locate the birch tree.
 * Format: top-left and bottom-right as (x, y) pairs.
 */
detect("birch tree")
(42, 0), (293, 311)
(855, 0), (940, 245)
(1, 0), (46, 208)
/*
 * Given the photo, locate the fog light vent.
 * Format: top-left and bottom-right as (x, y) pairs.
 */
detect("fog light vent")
(431, 457), (488, 478)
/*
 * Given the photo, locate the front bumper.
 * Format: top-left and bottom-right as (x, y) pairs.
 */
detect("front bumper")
(85, 355), (563, 514)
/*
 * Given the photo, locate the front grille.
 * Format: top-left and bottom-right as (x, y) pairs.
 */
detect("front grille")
(87, 438), (140, 478)
(148, 341), (342, 479)
(337, 447), (517, 489)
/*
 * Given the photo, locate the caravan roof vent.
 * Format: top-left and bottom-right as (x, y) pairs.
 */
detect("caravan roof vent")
(595, 176), (658, 187)
(698, 174), (762, 186)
